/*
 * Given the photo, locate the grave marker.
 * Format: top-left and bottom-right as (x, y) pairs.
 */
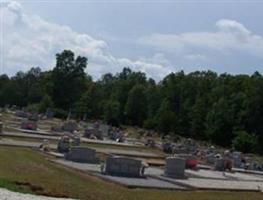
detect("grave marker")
(164, 157), (186, 179)
(65, 147), (100, 163)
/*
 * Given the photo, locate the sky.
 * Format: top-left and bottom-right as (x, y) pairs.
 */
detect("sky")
(1, 0), (263, 80)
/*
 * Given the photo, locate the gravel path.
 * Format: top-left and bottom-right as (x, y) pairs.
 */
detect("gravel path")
(0, 188), (76, 200)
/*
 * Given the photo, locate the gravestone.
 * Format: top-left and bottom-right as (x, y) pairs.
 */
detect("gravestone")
(173, 145), (188, 154)
(84, 127), (103, 140)
(57, 136), (70, 153)
(72, 136), (81, 146)
(28, 113), (39, 121)
(105, 156), (144, 177)
(62, 121), (78, 133)
(99, 124), (110, 137)
(232, 151), (242, 168)
(206, 153), (217, 165)
(214, 158), (225, 171)
(164, 157), (186, 179)
(162, 142), (174, 154)
(45, 108), (54, 119)
(108, 129), (125, 142)
(21, 120), (37, 130)
(65, 147), (100, 163)
(15, 110), (28, 118)
(184, 139), (198, 154)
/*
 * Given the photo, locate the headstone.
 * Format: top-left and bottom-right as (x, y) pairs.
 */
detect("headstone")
(65, 147), (100, 163)
(173, 145), (188, 154)
(99, 124), (110, 137)
(84, 127), (103, 140)
(105, 156), (144, 177)
(232, 151), (242, 168)
(28, 113), (39, 121)
(184, 139), (198, 154)
(72, 136), (81, 146)
(21, 120), (37, 130)
(45, 108), (54, 119)
(57, 136), (70, 153)
(15, 110), (28, 118)
(108, 128), (125, 142)
(162, 142), (173, 154)
(206, 154), (215, 165)
(62, 121), (78, 133)
(164, 157), (185, 179)
(214, 158), (225, 171)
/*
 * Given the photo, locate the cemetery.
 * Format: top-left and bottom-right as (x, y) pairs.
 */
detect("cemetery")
(0, 107), (263, 199)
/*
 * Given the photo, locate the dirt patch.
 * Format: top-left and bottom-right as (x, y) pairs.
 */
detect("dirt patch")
(14, 181), (69, 198)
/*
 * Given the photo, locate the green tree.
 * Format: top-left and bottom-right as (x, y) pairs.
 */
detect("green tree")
(232, 131), (258, 153)
(38, 94), (54, 113)
(51, 50), (88, 110)
(155, 99), (176, 134)
(103, 99), (121, 126)
(125, 85), (147, 126)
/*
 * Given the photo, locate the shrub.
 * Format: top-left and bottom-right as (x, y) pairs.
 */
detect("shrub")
(232, 131), (259, 153)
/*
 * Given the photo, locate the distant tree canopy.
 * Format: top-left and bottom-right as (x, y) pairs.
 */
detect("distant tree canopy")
(1, 50), (263, 153)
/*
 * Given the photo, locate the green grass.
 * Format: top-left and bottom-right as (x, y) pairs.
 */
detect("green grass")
(0, 146), (262, 200)
(0, 178), (34, 194)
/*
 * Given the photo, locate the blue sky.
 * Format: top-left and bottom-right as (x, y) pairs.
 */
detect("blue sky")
(1, 0), (263, 80)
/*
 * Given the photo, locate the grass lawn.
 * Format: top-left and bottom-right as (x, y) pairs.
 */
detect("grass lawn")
(0, 146), (262, 200)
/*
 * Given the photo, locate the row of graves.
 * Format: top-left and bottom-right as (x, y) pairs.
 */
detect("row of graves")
(205, 147), (263, 172)
(14, 108), (54, 132)
(52, 143), (263, 191)
(49, 133), (263, 192)
(83, 121), (125, 142)
(54, 134), (147, 177)
(159, 136), (263, 172)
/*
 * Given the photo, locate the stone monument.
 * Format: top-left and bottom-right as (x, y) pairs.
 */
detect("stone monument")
(164, 157), (186, 179)
(15, 110), (28, 118)
(57, 136), (70, 153)
(104, 156), (144, 177)
(65, 147), (100, 163)
(62, 121), (78, 133)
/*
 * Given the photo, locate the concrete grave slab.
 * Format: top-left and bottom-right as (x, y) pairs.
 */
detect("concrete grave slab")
(158, 176), (263, 192)
(95, 173), (187, 190)
(65, 147), (100, 164)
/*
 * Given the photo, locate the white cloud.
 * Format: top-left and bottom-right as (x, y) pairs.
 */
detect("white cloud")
(0, 1), (170, 80)
(185, 54), (207, 61)
(138, 19), (263, 58)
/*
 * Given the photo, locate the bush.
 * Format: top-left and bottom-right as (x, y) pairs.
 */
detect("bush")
(143, 118), (157, 130)
(38, 94), (54, 113)
(232, 131), (259, 153)
(26, 104), (39, 113)
(53, 108), (68, 119)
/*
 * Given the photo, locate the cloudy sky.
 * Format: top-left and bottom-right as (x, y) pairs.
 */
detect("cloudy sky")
(1, 0), (263, 80)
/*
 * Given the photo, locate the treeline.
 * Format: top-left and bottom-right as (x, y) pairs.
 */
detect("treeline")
(0, 50), (263, 153)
